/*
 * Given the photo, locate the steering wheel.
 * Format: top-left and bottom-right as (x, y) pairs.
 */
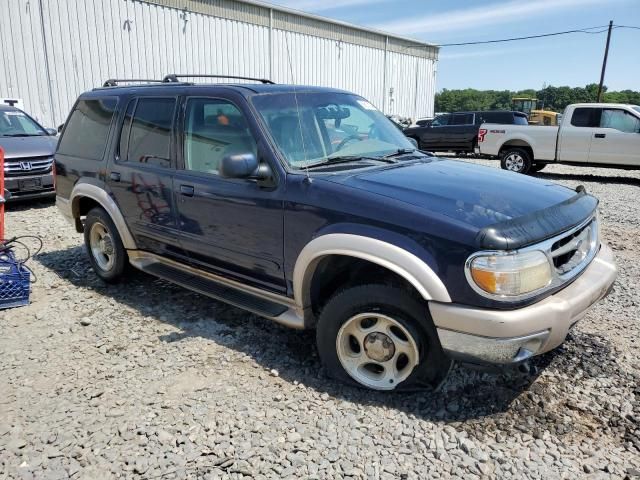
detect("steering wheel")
(335, 135), (362, 151)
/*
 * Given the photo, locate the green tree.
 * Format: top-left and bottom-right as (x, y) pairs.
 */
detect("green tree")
(434, 84), (638, 113)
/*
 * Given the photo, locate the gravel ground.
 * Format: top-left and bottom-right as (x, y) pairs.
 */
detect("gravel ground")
(1, 159), (639, 480)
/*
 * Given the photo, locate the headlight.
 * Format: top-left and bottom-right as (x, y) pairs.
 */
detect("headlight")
(467, 250), (552, 298)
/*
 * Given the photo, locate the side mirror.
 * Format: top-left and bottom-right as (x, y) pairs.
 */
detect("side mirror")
(219, 152), (262, 179)
(46, 128), (58, 136)
(57, 124), (64, 134)
(407, 137), (418, 149)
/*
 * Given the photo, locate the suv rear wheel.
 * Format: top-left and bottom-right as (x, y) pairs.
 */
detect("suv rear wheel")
(501, 147), (532, 174)
(84, 207), (128, 283)
(316, 284), (451, 391)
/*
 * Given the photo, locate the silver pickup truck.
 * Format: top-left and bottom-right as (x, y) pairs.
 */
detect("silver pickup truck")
(478, 103), (640, 174)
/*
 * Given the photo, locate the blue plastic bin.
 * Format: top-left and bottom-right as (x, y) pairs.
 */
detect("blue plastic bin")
(0, 248), (31, 309)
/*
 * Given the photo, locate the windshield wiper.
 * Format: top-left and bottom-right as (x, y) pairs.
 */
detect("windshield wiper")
(304, 155), (397, 170)
(382, 148), (418, 159)
(1, 133), (43, 137)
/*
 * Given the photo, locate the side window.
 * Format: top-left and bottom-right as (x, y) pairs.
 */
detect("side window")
(124, 98), (176, 167)
(452, 113), (473, 125)
(600, 109), (640, 133)
(118, 99), (136, 160)
(57, 98), (117, 160)
(514, 114), (529, 125)
(183, 98), (257, 175)
(432, 114), (450, 126)
(570, 108), (601, 128)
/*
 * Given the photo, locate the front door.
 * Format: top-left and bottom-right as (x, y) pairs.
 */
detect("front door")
(420, 114), (450, 149)
(588, 107), (640, 166)
(173, 95), (285, 293)
(108, 96), (180, 256)
(557, 107), (598, 163)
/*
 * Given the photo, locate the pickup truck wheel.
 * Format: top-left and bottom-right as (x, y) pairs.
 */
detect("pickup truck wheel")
(501, 148), (532, 174)
(84, 207), (128, 283)
(530, 163), (547, 173)
(316, 284), (451, 391)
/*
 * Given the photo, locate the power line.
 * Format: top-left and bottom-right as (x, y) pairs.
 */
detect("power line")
(434, 24), (639, 47)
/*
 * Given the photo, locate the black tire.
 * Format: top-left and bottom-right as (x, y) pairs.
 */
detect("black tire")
(84, 207), (128, 283)
(530, 163), (547, 173)
(500, 147), (533, 174)
(316, 284), (452, 392)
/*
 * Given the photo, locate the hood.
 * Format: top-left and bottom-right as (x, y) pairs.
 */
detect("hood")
(0, 135), (58, 159)
(325, 159), (597, 248)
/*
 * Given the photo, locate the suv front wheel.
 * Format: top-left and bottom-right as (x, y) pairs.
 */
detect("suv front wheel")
(316, 284), (451, 391)
(84, 207), (128, 283)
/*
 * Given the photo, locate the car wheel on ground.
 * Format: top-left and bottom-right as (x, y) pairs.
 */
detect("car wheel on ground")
(501, 148), (533, 174)
(84, 207), (128, 283)
(315, 284), (451, 391)
(530, 163), (547, 173)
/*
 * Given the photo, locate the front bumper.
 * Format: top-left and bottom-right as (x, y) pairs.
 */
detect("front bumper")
(430, 243), (617, 364)
(5, 173), (55, 201)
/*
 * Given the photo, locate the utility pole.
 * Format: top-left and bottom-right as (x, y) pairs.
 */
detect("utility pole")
(597, 20), (613, 102)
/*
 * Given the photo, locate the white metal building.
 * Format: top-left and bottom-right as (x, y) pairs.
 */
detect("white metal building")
(0, 0), (438, 128)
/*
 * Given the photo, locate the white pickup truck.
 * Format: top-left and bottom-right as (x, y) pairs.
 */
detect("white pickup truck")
(478, 103), (640, 174)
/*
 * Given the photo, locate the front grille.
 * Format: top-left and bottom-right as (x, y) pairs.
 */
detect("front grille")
(549, 219), (598, 278)
(4, 156), (54, 176)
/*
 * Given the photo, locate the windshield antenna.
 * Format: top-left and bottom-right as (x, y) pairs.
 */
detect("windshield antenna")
(284, 31), (312, 183)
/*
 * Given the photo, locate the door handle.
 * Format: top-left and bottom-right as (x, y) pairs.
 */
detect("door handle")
(110, 172), (121, 182)
(180, 184), (195, 197)
(594, 133), (606, 139)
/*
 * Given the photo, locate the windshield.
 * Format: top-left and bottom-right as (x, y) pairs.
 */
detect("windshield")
(633, 106), (640, 115)
(251, 92), (416, 168)
(0, 109), (47, 137)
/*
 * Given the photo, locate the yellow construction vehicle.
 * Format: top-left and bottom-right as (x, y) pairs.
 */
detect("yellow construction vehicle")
(511, 97), (560, 126)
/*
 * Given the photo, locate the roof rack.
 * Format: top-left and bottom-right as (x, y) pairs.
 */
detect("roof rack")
(162, 74), (275, 84)
(103, 79), (164, 87)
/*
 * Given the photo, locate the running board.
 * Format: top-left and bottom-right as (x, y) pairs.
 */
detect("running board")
(128, 251), (305, 329)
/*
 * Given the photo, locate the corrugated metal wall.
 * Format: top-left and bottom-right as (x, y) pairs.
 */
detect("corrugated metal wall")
(0, 0), (437, 128)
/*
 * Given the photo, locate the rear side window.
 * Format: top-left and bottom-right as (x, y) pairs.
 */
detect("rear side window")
(514, 114), (529, 125)
(570, 108), (601, 127)
(121, 97), (176, 167)
(452, 113), (474, 125)
(57, 98), (117, 160)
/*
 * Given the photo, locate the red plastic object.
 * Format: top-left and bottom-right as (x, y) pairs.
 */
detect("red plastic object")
(0, 146), (4, 240)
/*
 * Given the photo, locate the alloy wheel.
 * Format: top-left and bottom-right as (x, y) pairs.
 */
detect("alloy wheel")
(336, 313), (420, 390)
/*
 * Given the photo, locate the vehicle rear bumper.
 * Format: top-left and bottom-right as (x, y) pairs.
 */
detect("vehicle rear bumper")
(5, 173), (55, 201)
(56, 195), (74, 224)
(429, 243), (617, 364)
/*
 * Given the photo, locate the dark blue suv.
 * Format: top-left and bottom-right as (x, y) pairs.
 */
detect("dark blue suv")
(55, 76), (617, 391)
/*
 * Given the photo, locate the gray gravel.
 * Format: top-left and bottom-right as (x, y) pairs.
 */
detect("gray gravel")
(1, 159), (639, 479)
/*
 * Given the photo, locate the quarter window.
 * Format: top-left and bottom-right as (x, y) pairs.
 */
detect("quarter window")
(57, 99), (117, 160)
(183, 98), (257, 174)
(600, 109), (640, 133)
(123, 98), (176, 167)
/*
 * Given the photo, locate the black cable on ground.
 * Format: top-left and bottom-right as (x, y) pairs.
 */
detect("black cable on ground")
(0, 235), (44, 283)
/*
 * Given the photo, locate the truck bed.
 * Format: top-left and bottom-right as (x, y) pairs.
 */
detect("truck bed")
(478, 123), (559, 161)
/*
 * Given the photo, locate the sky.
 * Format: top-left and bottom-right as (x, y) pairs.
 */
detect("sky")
(265, 0), (640, 92)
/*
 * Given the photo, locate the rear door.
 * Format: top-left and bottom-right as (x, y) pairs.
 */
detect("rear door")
(557, 107), (600, 163)
(108, 96), (181, 257)
(172, 94), (286, 293)
(588, 107), (640, 166)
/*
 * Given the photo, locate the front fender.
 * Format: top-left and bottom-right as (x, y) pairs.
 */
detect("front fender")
(293, 232), (451, 311)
